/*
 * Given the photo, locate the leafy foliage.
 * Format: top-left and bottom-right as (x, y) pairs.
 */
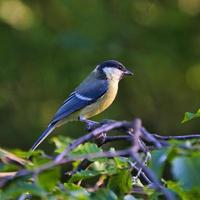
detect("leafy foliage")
(1, 135), (200, 200)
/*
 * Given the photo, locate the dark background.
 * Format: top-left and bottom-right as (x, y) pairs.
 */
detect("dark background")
(0, 0), (199, 150)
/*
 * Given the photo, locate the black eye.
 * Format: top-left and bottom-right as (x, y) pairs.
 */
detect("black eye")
(117, 65), (124, 70)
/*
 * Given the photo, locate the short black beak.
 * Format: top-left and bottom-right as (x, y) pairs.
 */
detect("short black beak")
(124, 68), (134, 76)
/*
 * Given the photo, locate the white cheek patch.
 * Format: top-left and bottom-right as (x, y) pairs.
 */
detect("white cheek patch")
(103, 67), (122, 80)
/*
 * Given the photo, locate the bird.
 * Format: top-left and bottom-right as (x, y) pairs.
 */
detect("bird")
(31, 60), (133, 150)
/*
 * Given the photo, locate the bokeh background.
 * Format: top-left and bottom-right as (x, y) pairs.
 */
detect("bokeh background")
(0, 0), (200, 150)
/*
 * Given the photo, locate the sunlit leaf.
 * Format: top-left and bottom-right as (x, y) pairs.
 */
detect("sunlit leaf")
(113, 156), (130, 169)
(64, 183), (89, 198)
(182, 108), (200, 123)
(69, 169), (99, 183)
(70, 143), (103, 161)
(51, 136), (72, 154)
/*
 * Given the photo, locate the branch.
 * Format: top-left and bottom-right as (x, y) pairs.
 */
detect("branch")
(55, 121), (131, 163)
(130, 118), (174, 200)
(153, 134), (200, 140)
(35, 149), (130, 177)
(1, 117), (200, 200)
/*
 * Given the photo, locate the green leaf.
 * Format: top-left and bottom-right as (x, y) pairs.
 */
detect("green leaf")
(107, 170), (132, 196)
(92, 159), (120, 175)
(90, 189), (118, 200)
(11, 149), (44, 160)
(166, 181), (200, 200)
(69, 156), (130, 183)
(51, 136), (72, 154)
(64, 183), (89, 199)
(149, 148), (170, 178)
(69, 169), (100, 183)
(182, 108), (200, 123)
(37, 167), (60, 191)
(113, 156), (130, 169)
(70, 143), (103, 161)
(0, 163), (20, 172)
(30, 156), (52, 169)
(1, 180), (45, 199)
(172, 154), (200, 189)
(182, 112), (195, 123)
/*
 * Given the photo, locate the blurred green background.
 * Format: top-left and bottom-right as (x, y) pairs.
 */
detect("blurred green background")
(0, 0), (200, 150)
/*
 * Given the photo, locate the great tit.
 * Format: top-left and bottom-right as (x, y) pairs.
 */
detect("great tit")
(31, 60), (133, 150)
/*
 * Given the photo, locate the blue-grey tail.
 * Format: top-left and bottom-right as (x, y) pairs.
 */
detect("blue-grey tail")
(31, 125), (55, 151)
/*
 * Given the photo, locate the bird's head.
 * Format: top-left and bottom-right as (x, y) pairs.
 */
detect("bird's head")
(96, 60), (133, 80)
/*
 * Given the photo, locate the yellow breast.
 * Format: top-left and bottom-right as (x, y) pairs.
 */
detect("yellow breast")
(80, 80), (119, 118)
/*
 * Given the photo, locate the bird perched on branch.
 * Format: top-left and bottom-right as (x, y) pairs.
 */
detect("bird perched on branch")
(31, 60), (133, 150)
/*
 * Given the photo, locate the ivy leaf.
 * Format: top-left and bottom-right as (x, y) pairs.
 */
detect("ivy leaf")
(172, 154), (200, 189)
(107, 170), (132, 196)
(182, 108), (200, 123)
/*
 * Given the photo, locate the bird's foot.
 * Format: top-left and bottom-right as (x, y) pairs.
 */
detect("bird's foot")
(79, 116), (99, 131)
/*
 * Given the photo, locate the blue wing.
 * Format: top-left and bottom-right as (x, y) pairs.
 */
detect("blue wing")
(31, 71), (108, 150)
(49, 74), (108, 125)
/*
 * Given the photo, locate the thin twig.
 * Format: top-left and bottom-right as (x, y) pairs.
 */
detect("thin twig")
(131, 118), (142, 153)
(105, 135), (131, 142)
(130, 118), (173, 200)
(130, 153), (174, 200)
(141, 127), (163, 148)
(133, 152), (151, 181)
(36, 149), (129, 174)
(55, 121), (131, 163)
(153, 134), (200, 140)
(130, 162), (152, 184)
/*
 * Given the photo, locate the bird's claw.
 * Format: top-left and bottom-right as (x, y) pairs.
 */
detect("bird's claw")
(93, 132), (107, 145)
(79, 116), (99, 131)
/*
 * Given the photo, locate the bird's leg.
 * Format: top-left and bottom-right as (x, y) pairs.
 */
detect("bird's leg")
(79, 116), (99, 131)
